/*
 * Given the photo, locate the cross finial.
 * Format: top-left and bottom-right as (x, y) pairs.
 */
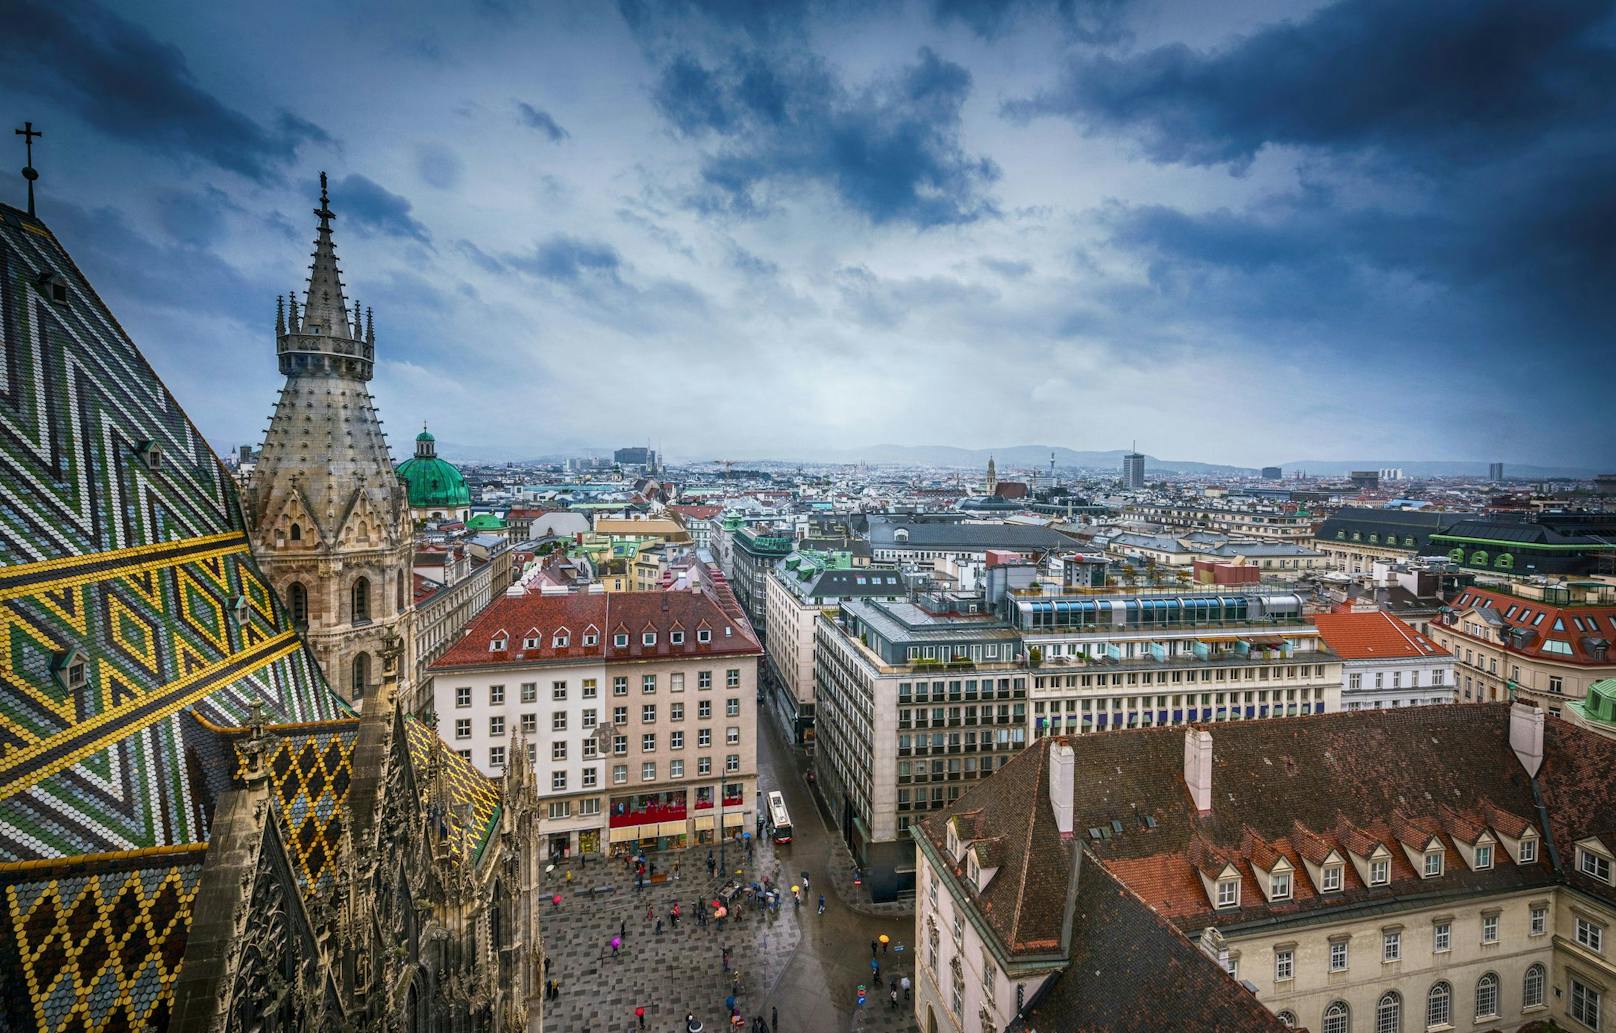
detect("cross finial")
(14, 121), (41, 217)
(314, 170), (333, 228)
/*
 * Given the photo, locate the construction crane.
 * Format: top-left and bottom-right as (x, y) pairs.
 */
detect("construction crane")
(713, 459), (736, 480)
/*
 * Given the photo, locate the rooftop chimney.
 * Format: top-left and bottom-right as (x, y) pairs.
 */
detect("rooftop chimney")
(1184, 729), (1213, 813)
(1049, 741), (1074, 838)
(1509, 702), (1545, 778)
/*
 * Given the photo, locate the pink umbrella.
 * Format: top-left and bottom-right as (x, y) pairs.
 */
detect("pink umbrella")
(551, 894), (562, 906)
(611, 936), (622, 949)
(714, 906), (728, 919)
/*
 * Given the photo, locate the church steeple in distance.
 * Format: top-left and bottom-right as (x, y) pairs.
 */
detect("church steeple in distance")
(276, 172), (375, 380)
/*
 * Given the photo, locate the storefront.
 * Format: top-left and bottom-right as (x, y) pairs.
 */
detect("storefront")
(608, 791), (689, 853)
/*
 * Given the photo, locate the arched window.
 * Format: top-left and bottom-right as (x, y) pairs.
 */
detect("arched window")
(1496, 553), (1514, 570)
(352, 576), (371, 623)
(351, 652), (369, 698)
(396, 573), (404, 611)
(1448, 548), (1465, 563)
(1470, 550), (1489, 567)
(491, 879), (505, 951)
(289, 523), (302, 542)
(1375, 991), (1401, 1033)
(1475, 973), (1499, 1019)
(1523, 963), (1545, 1008)
(1426, 982), (1451, 1027)
(288, 582), (308, 627)
(1277, 1011), (1297, 1028)
(1322, 1001), (1349, 1033)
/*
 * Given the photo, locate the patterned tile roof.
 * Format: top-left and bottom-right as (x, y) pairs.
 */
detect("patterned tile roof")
(236, 721), (361, 896)
(0, 204), (348, 864)
(404, 718), (500, 861)
(0, 845), (206, 1033)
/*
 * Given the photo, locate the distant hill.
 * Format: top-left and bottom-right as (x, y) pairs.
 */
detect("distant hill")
(1278, 459), (1603, 479)
(814, 444), (1253, 475)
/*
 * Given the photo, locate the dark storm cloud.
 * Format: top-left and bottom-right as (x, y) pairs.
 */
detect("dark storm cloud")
(515, 102), (571, 142)
(1004, 0), (1616, 169)
(153, 186), (242, 249)
(0, 0), (331, 183)
(650, 46), (1000, 226)
(416, 143), (465, 189)
(929, 0), (1129, 42)
(331, 174), (433, 245)
(506, 236), (623, 282)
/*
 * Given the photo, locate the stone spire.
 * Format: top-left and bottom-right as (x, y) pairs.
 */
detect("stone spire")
(274, 173), (374, 381)
(301, 173), (351, 339)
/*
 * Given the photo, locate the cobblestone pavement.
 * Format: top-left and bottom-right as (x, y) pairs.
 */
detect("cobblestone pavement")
(539, 699), (919, 1033)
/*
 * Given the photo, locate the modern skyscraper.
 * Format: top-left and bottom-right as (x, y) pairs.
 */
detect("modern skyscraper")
(1490, 461), (1505, 482)
(243, 174), (416, 702)
(1122, 448), (1146, 488)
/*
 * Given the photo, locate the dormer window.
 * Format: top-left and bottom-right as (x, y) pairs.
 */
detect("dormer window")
(230, 594), (250, 625)
(523, 634), (541, 649)
(671, 631), (685, 645)
(1271, 870), (1292, 901)
(1322, 863), (1344, 892)
(643, 631), (657, 646)
(1579, 846), (1613, 884)
(614, 633), (629, 648)
(1474, 844), (1493, 870)
(584, 632), (598, 646)
(1519, 838), (1537, 864)
(135, 439), (162, 472)
(553, 632), (570, 648)
(1215, 878), (1240, 909)
(698, 629), (712, 643)
(52, 649), (88, 692)
(1369, 858), (1390, 886)
(1423, 850), (1443, 878)
(490, 636), (507, 651)
(36, 271), (68, 306)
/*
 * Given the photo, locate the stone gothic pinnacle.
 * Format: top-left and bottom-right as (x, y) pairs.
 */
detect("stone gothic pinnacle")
(301, 171), (352, 339)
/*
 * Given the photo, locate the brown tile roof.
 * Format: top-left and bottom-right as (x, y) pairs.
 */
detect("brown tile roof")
(1012, 858), (1289, 1033)
(1539, 718), (1616, 900)
(1446, 587), (1616, 666)
(1479, 800), (1533, 840)
(1312, 609), (1450, 660)
(1437, 803), (1487, 846)
(1389, 809), (1443, 851)
(429, 588), (761, 669)
(1289, 819), (1337, 866)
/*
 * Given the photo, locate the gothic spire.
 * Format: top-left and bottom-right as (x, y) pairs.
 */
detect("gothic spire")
(301, 171), (352, 339)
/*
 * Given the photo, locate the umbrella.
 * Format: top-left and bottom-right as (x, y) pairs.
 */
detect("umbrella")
(790, 885), (800, 893)
(742, 831), (751, 839)
(551, 894), (562, 905)
(611, 936), (622, 949)
(879, 934), (890, 944)
(714, 906), (728, 918)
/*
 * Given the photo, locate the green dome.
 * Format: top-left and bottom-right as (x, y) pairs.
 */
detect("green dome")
(397, 425), (469, 508)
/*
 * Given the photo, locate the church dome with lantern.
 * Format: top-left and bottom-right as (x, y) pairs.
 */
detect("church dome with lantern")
(396, 425), (472, 521)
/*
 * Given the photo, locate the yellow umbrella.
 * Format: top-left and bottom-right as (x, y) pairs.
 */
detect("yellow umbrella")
(790, 885), (800, 893)
(879, 934), (890, 944)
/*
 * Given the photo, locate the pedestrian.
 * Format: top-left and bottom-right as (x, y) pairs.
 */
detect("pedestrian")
(722, 947), (731, 973)
(655, 918), (664, 935)
(817, 894), (825, 915)
(646, 904), (653, 922)
(611, 940), (619, 959)
(566, 869), (573, 885)
(725, 993), (735, 1014)
(544, 956), (552, 977)
(882, 938), (888, 955)
(803, 873), (810, 891)
(870, 940), (878, 958)
(771, 1005), (778, 1032)
(620, 919), (627, 940)
(890, 988), (898, 1010)
(901, 975), (911, 1001)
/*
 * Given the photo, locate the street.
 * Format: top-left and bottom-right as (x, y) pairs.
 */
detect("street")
(538, 699), (919, 1032)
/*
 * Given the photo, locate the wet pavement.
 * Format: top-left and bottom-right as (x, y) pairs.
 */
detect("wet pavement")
(539, 700), (919, 1033)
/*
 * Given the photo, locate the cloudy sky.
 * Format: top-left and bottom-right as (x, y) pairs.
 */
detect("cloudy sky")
(5, 0), (1613, 467)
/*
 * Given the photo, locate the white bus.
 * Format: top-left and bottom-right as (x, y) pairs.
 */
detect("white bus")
(766, 790), (792, 844)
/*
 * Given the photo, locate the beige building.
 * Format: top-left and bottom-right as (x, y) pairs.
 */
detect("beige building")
(1124, 502), (1317, 542)
(1432, 581), (1616, 712)
(427, 583), (762, 860)
(915, 703), (1616, 1033)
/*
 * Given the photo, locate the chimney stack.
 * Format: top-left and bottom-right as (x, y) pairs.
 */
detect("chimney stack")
(1509, 702), (1545, 777)
(1049, 741), (1074, 837)
(1184, 729), (1213, 813)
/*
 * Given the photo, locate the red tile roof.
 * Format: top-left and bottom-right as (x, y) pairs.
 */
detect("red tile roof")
(428, 588), (761, 670)
(669, 505), (724, 521)
(1445, 586), (1616, 666)
(1311, 609), (1449, 660)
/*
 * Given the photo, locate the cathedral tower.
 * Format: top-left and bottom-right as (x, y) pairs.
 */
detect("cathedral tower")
(986, 454), (998, 496)
(244, 173), (415, 702)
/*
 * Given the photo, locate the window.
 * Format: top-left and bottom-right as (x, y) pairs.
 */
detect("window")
(643, 631), (657, 646)
(613, 735), (627, 755)
(552, 682), (567, 701)
(584, 632), (598, 646)
(1529, 904), (1547, 935)
(612, 765), (627, 785)
(1570, 976), (1601, 1029)
(454, 719), (471, 739)
(1274, 947), (1294, 982)
(1474, 844), (1492, 869)
(614, 633), (629, 648)
(642, 675), (657, 694)
(489, 716), (504, 737)
(551, 741), (566, 761)
(1322, 1001), (1348, 1033)
(1271, 870), (1292, 900)
(553, 632), (569, 648)
(670, 731), (684, 749)
(671, 702), (684, 721)
(641, 761), (656, 780)
(455, 686), (471, 708)
(1474, 973), (1498, 1019)
(1579, 848), (1612, 883)
(1520, 838), (1537, 864)
(523, 633), (540, 650)
(351, 577), (370, 623)
(699, 671), (713, 690)
(1576, 915), (1605, 953)
(1375, 991), (1400, 1033)
(1523, 963), (1545, 1009)
(520, 713), (537, 735)
(671, 672), (684, 692)
(726, 753), (739, 773)
(1322, 864), (1343, 892)
(670, 759), (684, 778)
(698, 629), (711, 643)
(1550, 676), (1564, 694)
(726, 697), (741, 717)
(613, 676), (628, 696)
(582, 767), (597, 788)
(1383, 929), (1401, 963)
(1349, 673), (1362, 690)
(548, 800), (570, 819)
(671, 631), (685, 645)
(1423, 850), (1443, 877)
(1433, 920), (1450, 952)
(583, 678), (598, 699)
(1215, 878), (1239, 908)
(981, 947), (997, 1007)
(641, 733), (656, 752)
(1426, 982), (1451, 1028)
(697, 757), (711, 775)
(522, 682), (538, 703)
(727, 668), (741, 688)
(552, 712), (567, 732)
(489, 745), (505, 768)
(1329, 940), (1348, 972)
(551, 770), (566, 790)
(1370, 858), (1390, 885)
(490, 684), (505, 706)
(1277, 1012), (1296, 1028)
(642, 704), (657, 723)
(1481, 913), (1499, 944)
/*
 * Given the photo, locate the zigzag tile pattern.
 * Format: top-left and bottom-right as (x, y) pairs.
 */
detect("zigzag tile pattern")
(404, 718), (500, 861)
(239, 722), (360, 896)
(0, 846), (205, 1033)
(0, 206), (348, 863)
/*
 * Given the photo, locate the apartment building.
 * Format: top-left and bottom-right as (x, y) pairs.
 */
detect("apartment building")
(1432, 581), (1616, 713)
(762, 551), (906, 745)
(1314, 508), (1460, 572)
(428, 585), (762, 861)
(1013, 587), (1342, 737)
(813, 593), (1029, 902)
(1313, 609), (1456, 710)
(865, 515), (1074, 569)
(914, 704), (1616, 1033)
(729, 523), (795, 639)
(1123, 502), (1317, 542)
